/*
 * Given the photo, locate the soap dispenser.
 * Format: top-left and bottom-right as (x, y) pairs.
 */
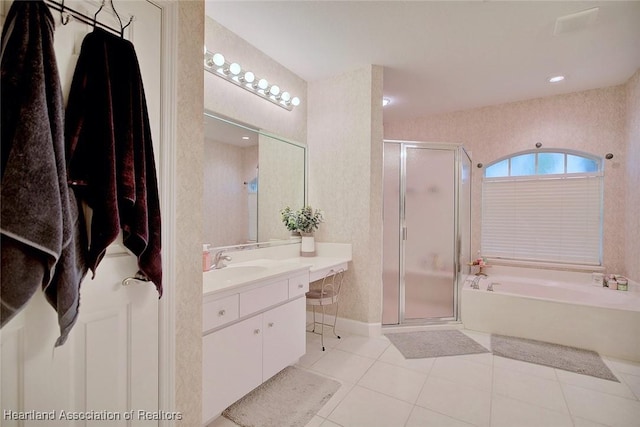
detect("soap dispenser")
(202, 244), (211, 272)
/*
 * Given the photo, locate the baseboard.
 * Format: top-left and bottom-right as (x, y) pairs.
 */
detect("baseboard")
(305, 313), (468, 337)
(306, 312), (382, 337)
(381, 323), (464, 334)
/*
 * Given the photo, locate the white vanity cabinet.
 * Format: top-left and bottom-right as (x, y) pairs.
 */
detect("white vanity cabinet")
(202, 270), (309, 424)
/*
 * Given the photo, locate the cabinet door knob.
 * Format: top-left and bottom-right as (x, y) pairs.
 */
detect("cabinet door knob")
(254, 329), (261, 335)
(218, 309), (226, 316)
(268, 322), (274, 328)
(298, 283), (304, 288)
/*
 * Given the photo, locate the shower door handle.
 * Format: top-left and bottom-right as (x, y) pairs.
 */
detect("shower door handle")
(402, 226), (407, 241)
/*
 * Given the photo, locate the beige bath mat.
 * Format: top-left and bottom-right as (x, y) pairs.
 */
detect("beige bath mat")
(222, 366), (340, 427)
(386, 330), (490, 359)
(491, 334), (618, 382)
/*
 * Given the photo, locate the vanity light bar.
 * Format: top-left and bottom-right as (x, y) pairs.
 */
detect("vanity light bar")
(204, 50), (301, 111)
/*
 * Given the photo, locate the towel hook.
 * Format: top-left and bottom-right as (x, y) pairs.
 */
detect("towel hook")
(92, 0), (105, 28)
(108, 0), (133, 37)
(120, 15), (134, 37)
(109, 0), (123, 34)
(60, 0), (71, 25)
(93, 0), (134, 37)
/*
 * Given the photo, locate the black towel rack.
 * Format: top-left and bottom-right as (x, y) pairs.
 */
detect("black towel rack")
(45, 0), (134, 37)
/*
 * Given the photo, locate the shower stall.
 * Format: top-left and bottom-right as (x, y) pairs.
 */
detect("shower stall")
(383, 141), (471, 325)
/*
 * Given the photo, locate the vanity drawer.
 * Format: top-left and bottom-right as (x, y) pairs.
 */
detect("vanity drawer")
(239, 279), (288, 317)
(288, 272), (309, 298)
(203, 294), (239, 332)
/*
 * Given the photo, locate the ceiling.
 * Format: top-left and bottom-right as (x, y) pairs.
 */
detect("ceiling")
(204, 1), (640, 122)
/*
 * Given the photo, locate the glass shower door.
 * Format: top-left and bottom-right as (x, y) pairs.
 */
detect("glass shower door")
(382, 143), (401, 324)
(404, 147), (456, 320)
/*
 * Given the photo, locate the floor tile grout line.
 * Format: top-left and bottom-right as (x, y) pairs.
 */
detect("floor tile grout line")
(557, 371), (584, 426)
(610, 370), (640, 401)
(488, 353), (494, 427)
(554, 369), (640, 403)
(410, 355), (493, 427)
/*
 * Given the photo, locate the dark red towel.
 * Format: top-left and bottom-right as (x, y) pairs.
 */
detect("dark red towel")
(65, 28), (162, 296)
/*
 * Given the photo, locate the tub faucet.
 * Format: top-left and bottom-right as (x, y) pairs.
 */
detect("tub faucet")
(470, 275), (486, 290)
(210, 250), (232, 270)
(487, 282), (500, 292)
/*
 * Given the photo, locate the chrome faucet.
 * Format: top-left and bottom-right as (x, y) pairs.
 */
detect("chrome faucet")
(469, 275), (487, 289)
(487, 282), (500, 292)
(210, 250), (232, 270)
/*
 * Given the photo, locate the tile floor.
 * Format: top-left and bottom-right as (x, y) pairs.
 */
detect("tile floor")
(208, 329), (640, 427)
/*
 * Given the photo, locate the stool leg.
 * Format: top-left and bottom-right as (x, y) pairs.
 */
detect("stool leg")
(311, 305), (317, 333)
(331, 301), (341, 339)
(320, 305), (326, 351)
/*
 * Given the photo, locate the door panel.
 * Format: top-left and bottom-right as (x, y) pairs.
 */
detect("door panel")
(202, 316), (263, 424)
(405, 147), (455, 320)
(262, 299), (305, 381)
(0, 1), (163, 424)
(382, 143), (401, 325)
(382, 143), (462, 324)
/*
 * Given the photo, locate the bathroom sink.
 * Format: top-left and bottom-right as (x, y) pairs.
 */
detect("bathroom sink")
(208, 265), (268, 281)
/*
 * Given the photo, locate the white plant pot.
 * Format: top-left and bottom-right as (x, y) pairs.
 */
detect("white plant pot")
(300, 233), (316, 257)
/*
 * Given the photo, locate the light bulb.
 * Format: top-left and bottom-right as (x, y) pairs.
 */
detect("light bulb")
(269, 85), (280, 96)
(382, 98), (391, 106)
(229, 62), (241, 75)
(212, 53), (225, 67)
(281, 92), (291, 102)
(258, 79), (269, 90)
(243, 71), (255, 83)
(291, 97), (300, 106)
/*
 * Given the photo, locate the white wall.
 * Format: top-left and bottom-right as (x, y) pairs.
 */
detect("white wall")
(307, 65), (384, 324)
(175, 2), (204, 425)
(204, 17), (307, 143)
(385, 85), (629, 276)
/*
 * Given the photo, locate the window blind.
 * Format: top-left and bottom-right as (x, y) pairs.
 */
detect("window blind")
(481, 175), (602, 265)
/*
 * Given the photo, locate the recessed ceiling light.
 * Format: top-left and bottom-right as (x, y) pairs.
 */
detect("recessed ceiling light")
(242, 136), (250, 140)
(549, 75), (565, 83)
(382, 98), (391, 106)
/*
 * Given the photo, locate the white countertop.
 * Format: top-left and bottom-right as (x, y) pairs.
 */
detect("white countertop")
(202, 243), (352, 298)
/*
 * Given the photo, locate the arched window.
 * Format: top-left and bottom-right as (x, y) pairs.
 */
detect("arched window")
(482, 150), (603, 266)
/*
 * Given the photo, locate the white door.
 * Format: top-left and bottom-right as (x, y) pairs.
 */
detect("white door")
(1, 1), (164, 425)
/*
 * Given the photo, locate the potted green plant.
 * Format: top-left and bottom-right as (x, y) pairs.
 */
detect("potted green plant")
(280, 206), (324, 256)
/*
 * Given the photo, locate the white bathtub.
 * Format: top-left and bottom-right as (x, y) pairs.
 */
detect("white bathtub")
(462, 266), (640, 362)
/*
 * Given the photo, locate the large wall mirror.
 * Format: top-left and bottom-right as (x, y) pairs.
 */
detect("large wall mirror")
(203, 111), (306, 248)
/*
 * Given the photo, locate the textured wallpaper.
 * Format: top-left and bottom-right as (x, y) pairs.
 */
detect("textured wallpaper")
(308, 65), (384, 324)
(204, 17), (307, 143)
(385, 84), (629, 277)
(175, 2), (204, 425)
(625, 70), (640, 282)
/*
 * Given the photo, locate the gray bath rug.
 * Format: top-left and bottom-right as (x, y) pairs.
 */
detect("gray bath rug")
(386, 330), (490, 359)
(491, 334), (618, 382)
(222, 366), (341, 427)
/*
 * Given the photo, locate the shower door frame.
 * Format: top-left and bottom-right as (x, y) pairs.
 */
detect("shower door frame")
(383, 140), (471, 325)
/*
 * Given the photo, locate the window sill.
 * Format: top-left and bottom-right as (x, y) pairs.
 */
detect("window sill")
(486, 258), (604, 273)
